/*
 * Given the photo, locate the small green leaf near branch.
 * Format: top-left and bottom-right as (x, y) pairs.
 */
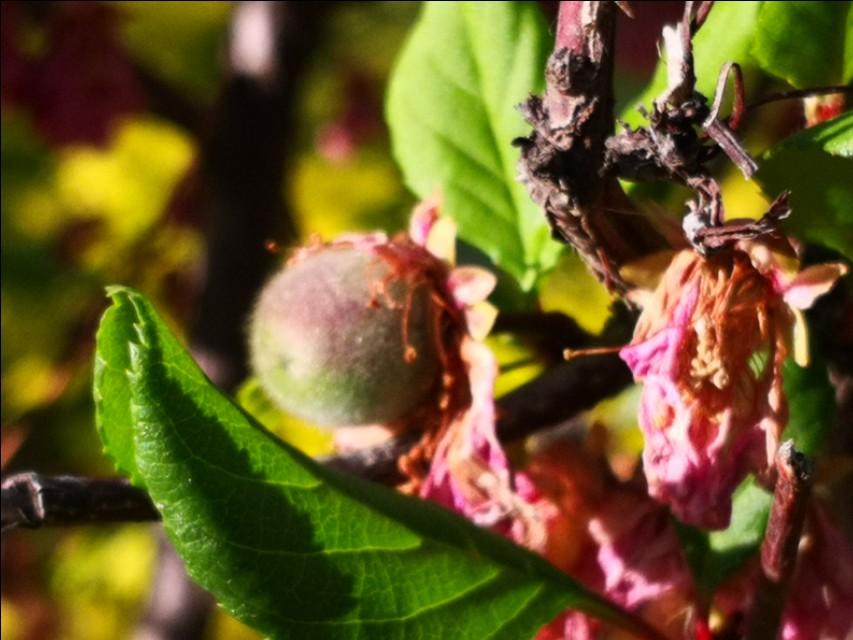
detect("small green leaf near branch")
(387, 2), (560, 291)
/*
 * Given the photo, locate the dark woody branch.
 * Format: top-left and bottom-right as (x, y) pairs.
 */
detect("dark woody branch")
(2, 473), (158, 532)
(745, 441), (814, 640)
(516, 1), (668, 292)
(524, 1), (795, 270)
(601, 1), (793, 256)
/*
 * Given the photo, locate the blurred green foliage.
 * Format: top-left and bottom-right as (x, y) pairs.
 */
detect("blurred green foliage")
(119, 2), (233, 103)
(759, 111), (853, 259)
(752, 1), (853, 88)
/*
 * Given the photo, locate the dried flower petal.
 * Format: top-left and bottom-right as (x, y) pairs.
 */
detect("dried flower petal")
(446, 266), (497, 307)
(408, 196), (441, 247)
(783, 263), (849, 311)
(464, 301), (499, 342)
(420, 340), (540, 534)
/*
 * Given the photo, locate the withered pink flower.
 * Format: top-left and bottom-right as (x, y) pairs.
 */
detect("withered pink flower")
(620, 240), (846, 528)
(411, 195), (701, 637)
(524, 442), (697, 640)
(412, 200), (539, 532)
(426, 418), (698, 640)
(419, 339), (544, 535)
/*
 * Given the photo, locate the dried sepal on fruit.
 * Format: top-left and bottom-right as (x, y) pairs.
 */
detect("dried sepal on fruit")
(417, 338), (545, 533)
(396, 199), (504, 491)
(619, 237), (847, 528)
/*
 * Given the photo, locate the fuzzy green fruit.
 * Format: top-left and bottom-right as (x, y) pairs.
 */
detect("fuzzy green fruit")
(250, 245), (443, 426)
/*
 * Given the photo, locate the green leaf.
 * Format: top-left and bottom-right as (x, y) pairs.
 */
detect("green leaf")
(677, 478), (772, 597)
(96, 287), (653, 640)
(93, 286), (143, 484)
(621, 2), (762, 127)
(752, 1), (852, 88)
(702, 479), (771, 591)
(387, 2), (559, 290)
(758, 112), (853, 260)
(782, 355), (836, 456)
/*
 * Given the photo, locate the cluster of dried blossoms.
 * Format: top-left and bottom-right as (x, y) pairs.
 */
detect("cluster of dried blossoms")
(256, 197), (849, 638)
(342, 204), (698, 638)
(390, 207), (850, 638)
(322, 203), (692, 637)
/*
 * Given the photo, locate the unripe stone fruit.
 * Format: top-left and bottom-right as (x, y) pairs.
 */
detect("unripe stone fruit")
(250, 244), (443, 427)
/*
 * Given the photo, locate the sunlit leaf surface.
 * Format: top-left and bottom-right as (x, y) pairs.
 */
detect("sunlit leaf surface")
(94, 287), (649, 640)
(388, 2), (560, 290)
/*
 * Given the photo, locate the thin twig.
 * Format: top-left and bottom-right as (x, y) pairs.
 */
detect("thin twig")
(744, 440), (814, 640)
(691, 0), (715, 32)
(1, 473), (158, 532)
(497, 352), (631, 441)
(703, 63), (756, 178)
